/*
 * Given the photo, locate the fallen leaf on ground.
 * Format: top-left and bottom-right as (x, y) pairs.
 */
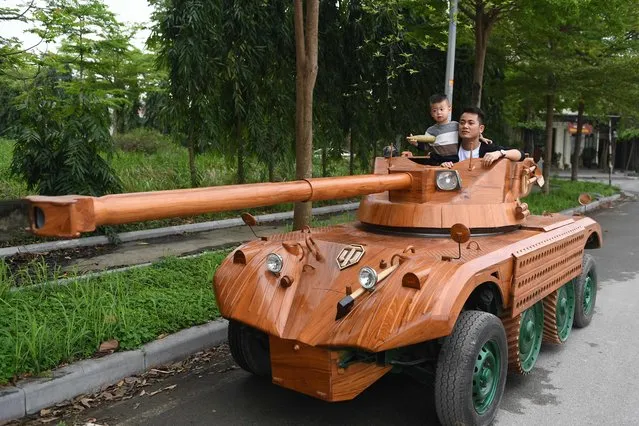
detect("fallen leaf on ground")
(139, 390), (146, 396)
(39, 417), (59, 423)
(101, 391), (114, 400)
(39, 408), (52, 416)
(80, 397), (93, 408)
(165, 385), (177, 391)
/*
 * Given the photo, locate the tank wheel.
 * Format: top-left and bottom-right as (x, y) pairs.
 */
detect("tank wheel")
(543, 280), (575, 344)
(502, 301), (544, 374)
(435, 311), (507, 426)
(574, 254), (597, 328)
(228, 320), (272, 377)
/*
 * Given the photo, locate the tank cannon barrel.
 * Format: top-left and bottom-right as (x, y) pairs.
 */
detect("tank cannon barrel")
(24, 173), (413, 238)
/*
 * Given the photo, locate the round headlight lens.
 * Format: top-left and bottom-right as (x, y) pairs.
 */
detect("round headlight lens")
(266, 253), (283, 273)
(436, 171), (460, 191)
(359, 266), (378, 290)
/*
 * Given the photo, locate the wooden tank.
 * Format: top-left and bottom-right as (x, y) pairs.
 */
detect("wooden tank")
(21, 155), (602, 426)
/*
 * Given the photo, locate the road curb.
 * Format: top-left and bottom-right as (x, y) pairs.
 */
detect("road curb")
(0, 319), (229, 423)
(0, 194), (623, 423)
(0, 203), (359, 258)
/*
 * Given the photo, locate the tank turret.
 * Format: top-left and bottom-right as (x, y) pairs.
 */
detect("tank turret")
(12, 155), (601, 426)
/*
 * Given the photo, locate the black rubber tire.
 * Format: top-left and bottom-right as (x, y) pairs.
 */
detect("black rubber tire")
(573, 254), (597, 328)
(228, 320), (272, 377)
(435, 311), (508, 426)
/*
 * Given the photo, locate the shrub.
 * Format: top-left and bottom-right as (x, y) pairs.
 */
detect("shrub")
(114, 128), (172, 154)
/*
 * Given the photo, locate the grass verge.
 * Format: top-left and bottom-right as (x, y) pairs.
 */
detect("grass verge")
(526, 179), (619, 214)
(0, 251), (228, 385)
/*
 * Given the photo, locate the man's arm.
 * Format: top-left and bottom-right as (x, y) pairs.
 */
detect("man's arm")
(480, 144), (525, 166)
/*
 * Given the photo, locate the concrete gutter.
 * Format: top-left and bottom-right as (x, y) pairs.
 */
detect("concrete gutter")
(0, 194), (624, 423)
(0, 320), (228, 422)
(0, 202), (359, 258)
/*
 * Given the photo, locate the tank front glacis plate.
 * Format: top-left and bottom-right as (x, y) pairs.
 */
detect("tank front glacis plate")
(213, 214), (601, 352)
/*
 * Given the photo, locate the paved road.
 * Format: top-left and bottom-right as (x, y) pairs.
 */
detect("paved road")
(48, 197), (639, 426)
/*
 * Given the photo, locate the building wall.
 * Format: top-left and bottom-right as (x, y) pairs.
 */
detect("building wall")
(551, 121), (599, 169)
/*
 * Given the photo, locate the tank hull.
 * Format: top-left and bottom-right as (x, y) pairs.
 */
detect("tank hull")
(213, 212), (601, 400)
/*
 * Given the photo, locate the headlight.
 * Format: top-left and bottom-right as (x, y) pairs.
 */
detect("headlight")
(266, 253), (283, 274)
(359, 266), (378, 291)
(436, 170), (462, 191)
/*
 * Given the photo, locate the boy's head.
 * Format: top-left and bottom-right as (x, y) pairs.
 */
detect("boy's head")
(429, 94), (451, 124)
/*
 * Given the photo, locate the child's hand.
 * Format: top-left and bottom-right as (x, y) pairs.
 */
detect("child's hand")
(406, 134), (418, 146)
(480, 134), (493, 144)
(440, 161), (454, 169)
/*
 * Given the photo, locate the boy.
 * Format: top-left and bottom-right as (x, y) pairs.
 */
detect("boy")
(406, 94), (490, 165)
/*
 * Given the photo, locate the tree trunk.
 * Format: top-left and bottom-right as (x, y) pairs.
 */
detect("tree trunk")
(600, 140), (609, 172)
(625, 141), (635, 172)
(293, 0), (319, 230)
(543, 94), (554, 195)
(471, 5), (494, 108)
(322, 147), (327, 177)
(347, 128), (353, 175)
(571, 99), (585, 181)
(611, 135), (617, 172)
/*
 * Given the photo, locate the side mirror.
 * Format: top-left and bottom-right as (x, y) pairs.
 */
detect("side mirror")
(578, 193), (593, 206)
(450, 223), (471, 244)
(241, 212), (262, 239)
(241, 212), (258, 227)
(443, 223), (471, 261)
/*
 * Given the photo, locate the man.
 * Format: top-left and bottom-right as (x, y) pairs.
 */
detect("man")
(441, 106), (524, 168)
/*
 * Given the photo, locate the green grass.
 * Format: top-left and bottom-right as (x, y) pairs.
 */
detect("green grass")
(0, 251), (228, 384)
(525, 179), (619, 214)
(0, 138), (28, 199)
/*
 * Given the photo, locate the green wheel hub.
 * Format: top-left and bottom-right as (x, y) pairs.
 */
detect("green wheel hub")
(473, 340), (501, 414)
(583, 274), (595, 315)
(518, 302), (544, 372)
(556, 281), (576, 341)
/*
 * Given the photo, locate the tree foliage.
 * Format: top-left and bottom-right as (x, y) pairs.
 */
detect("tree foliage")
(11, 64), (121, 195)
(8, 0), (136, 196)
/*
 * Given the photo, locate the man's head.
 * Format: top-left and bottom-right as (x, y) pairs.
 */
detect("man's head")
(459, 106), (485, 144)
(429, 94), (451, 124)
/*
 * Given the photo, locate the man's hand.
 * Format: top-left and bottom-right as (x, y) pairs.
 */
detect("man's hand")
(440, 161), (454, 169)
(401, 151), (413, 157)
(406, 134), (418, 146)
(482, 150), (503, 167)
